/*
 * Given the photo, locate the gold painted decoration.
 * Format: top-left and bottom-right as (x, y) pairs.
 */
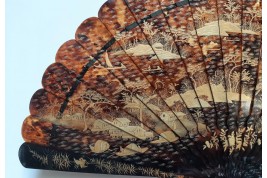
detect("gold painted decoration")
(19, 0), (262, 177)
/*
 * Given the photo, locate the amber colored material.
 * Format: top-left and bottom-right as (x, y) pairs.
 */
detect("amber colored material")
(21, 116), (52, 146)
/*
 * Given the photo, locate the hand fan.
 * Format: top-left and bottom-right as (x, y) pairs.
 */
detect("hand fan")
(19, 0), (262, 177)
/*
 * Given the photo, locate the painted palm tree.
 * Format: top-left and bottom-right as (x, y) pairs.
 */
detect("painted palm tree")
(72, 90), (113, 131)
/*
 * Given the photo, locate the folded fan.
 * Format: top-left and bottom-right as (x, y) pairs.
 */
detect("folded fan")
(19, 0), (262, 177)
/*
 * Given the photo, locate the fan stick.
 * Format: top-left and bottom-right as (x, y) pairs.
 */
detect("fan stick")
(185, 0), (230, 151)
(216, 0), (243, 131)
(237, 0), (262, 133)
(239, 49), (262, 158)
(245, 113), (262, 160)
(188, 0), (229, 110)
(19, 142), (200, 177)
(228, 0), (262, 156)
(247, 55), (262, 134)
(215, 0), (243, 155)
